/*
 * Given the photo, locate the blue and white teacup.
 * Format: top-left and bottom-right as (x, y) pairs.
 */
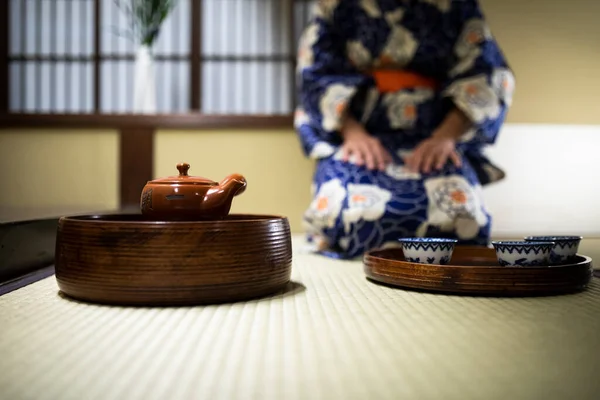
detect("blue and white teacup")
(524, 236), (582, 265)
(398, 238), (458, 265)
(491, 241), (554, 267)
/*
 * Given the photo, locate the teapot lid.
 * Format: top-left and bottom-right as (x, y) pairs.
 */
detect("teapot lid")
(149, 163), (217, 186)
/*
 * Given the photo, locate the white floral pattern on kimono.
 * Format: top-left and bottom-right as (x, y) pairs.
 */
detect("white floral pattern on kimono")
(319, 84), (357, 131)
(377, 26), (418, 67)
(383, 89), (434, 129)
(450, 18), (493, 77)
(313, 0), (340, 21)
(347, 40), (372, 69)
(360, 0), (382, 18)
(421, 0), (451, 12)
(443, 74), (501, 124)
(294, 108), (310, 129)
(330, 147), (420, 169)
(457, 128), (477, 144)
(297, 23), (319, 72)
(384, 8), (405, 25)
(332, 148), (381, 165)
(384, 164), (422, 180)
(492, 68), (516, 106)
(359, 88), (380, 124)
(309, 141), (337, 159)
(342, 184), (392, 233)
(417, 175), (488, 239)
(304, 179), (346, 231)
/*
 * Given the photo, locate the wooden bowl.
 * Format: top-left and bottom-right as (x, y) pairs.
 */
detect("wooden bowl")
(364, 246), (593, 296)
(55, 214), (292, 306)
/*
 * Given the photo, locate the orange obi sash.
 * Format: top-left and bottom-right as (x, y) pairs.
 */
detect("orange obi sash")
(368, 69), (438, 93)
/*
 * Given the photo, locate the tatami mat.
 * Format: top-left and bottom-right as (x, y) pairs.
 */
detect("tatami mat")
(1, 238), (599, 400)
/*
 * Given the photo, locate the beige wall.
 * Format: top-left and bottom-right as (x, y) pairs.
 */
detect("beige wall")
(0, 128), (313, 230)
(481, 0), (600, 124)
(2, 0), (600, 235)
(0, 129), (119, 210)
(154, 129), (314, 230)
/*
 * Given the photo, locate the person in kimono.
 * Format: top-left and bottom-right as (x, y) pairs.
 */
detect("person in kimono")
(295, 0), (515, 259)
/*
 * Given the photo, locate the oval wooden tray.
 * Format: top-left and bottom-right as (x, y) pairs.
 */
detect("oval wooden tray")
(364, 246), (593, 296)
(55, 214), (292, 306)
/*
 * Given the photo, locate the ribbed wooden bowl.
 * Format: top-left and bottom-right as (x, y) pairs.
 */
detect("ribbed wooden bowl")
(55, 214), (292, 306)
(364, 246), (593, 296)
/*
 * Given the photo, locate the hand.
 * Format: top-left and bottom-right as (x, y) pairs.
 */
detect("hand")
(404, 107), (471, 173)
(404, 136), (462, 174)
(340, 117), (393, 171)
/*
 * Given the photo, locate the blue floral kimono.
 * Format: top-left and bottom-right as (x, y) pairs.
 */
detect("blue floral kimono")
(294, 0), (515, 259)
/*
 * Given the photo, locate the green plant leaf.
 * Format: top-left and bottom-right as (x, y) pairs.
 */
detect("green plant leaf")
(113, 0), (179, 47)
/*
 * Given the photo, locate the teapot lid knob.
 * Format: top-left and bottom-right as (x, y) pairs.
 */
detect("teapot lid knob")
(176, 163), (190, 176)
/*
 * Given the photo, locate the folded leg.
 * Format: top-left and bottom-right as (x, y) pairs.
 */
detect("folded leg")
(303, 153), (492, 259)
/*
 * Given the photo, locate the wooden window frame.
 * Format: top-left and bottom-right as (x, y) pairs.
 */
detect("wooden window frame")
(0, 0), (306, 130)
(0, 0), (312, 209)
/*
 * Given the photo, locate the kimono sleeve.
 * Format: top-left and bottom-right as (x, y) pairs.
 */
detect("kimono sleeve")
(294, 2), (369, 159)
(441, 0), (516, 146)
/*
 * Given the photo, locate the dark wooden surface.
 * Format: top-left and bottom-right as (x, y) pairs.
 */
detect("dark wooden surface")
(288, 0), (297, 111)
(0, 218), (58, 282)
(120, 128), (154, 207)
(8, 54), (293, 63)
(0, 265), (55, 296)
(190, 0), (201, 111)
(0, 206), (135, 224)
(93, 0), (101, 111)
(55, 214), (293, 306)
(0, 113), (293, 129)
(0, 0), (8, 113)
(364, 246), (594, 296)
(0, 207), (139, 289)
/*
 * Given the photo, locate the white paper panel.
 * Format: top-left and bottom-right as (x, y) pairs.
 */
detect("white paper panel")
(9, 0), (94, 56)
(9, 0), (94, 112)
(9, 0), (305, 114)
(200, 0), (295, 114)
(202, 60), (291, 115)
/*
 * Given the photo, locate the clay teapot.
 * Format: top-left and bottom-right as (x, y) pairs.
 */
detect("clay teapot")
(140, 163), (247, 220)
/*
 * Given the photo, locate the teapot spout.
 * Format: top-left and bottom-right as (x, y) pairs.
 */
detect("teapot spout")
(202, 174), (247, 216)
